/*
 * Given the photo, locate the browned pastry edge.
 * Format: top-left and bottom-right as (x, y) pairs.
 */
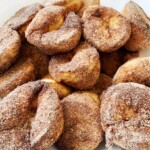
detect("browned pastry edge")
(49, 42), (100, 89)
(82, 6), (131, 52)
(57, 92), (103, 150)
(122, 1), (150, 51)
(0, 26), (21, 73)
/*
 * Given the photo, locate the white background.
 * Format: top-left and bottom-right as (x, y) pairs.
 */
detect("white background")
(0, 0), (149, 150)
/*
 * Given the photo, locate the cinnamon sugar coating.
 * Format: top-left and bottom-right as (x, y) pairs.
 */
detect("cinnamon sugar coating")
(100, 82), (150, 149)
(57, 92), (103, 150)
(113, 57), (150, 86)
(0, 26), (21, 73)
(20, 42), (49, 79)
(0, 58), (36, 97)
(49, 42), (100, 89)
(25, 6), (81, 55)
(122, 1), (150, 51)
(0, 81), (44, 131)
(83, 6), (131, 52)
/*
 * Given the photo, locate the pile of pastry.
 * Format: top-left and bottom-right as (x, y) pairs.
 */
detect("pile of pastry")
(0, 0), (150, 150)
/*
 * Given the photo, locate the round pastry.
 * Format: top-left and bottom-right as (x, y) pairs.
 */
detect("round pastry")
(100, 48), (139, 77)
(43, 0), (83, 13)
(42, 74), (72, 99)
(57, 92), (103, 150)
(0, 58), (36, 97)
(122, 1), (150, 51)
(0, 81), (44, 131)
(25, 6), (81, 55)
(20, 42), (49, 79)
(49, 42), (100, 89)
(5, 3), (42, 38)
(82, 6), (131, 52)
(113, 57), (150, 86)
(0, 26), (21, 73)
(90, 73), (112, 96)
(77, 0), (99, 17)
(30, 84), (64, 149)
(100, 82), (150, 149)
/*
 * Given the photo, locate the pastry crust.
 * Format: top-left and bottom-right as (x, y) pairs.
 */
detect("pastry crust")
(0, 26), (21, 73)
(49, 42), (100, 89)
(25, 6), (81, 55)
(83, 6), (131, 52)
(100, 82), (150, 149)
(43, 0), (83, 13)
(0, 59), (36, 97)
(5, 3), (42, 38)
(57, 92), (103, 150)
(113, 57), (150, 86)
(20, 42), (49, 79)
(122, 1), (150, 51)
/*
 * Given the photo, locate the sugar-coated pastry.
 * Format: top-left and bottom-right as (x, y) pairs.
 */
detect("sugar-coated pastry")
(122, 1), (150, 51)
(25, 6), (81, 55)
(83, 6), (131, 52)
(49, 42), (100, 89)
(57, 92), (103, 150)
(101, 82), (150, 150)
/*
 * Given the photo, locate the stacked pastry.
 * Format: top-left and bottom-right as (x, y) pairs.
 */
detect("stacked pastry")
(0, 0), (150, 150)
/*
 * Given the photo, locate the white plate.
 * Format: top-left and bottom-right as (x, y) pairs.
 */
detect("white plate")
(0, 0), (149, 150)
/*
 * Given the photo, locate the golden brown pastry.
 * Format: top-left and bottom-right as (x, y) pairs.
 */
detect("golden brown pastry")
(57, 92), (103, 150)
(122, 1), (150, 51)
(90, 73), (112, 96)
(20, 42), (49, 79)
(43, 0), (83, 13)
(82, 6), (131, 52)
(0, 58), (36, 97)
(25, 6), (81, 55)
(49, 42), (100, 89)
(0, 26), (21, 73)
(78, 0), (99, 17)
(42, 74), (72, 99)
(113, 57), (150, 86)
(5, 3), (42, 38)
(100, 82), (150, 150)
(0, 81), (64, 149)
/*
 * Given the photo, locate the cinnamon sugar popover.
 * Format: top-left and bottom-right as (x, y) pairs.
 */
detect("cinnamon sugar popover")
(113, 57), (150, 86)
(82, 6), (131, 52)
(100, 82), (150, 150)
(49, 42), (100, 90)
(0, 81), (64, 150)
(25, 6), (81, 55)
(0, 26), (21, 73)
(43, 0), (83, 13)
(5, 3), (42, 38)
(122, 1), (150, 51)
(57, 92), (103, 150)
